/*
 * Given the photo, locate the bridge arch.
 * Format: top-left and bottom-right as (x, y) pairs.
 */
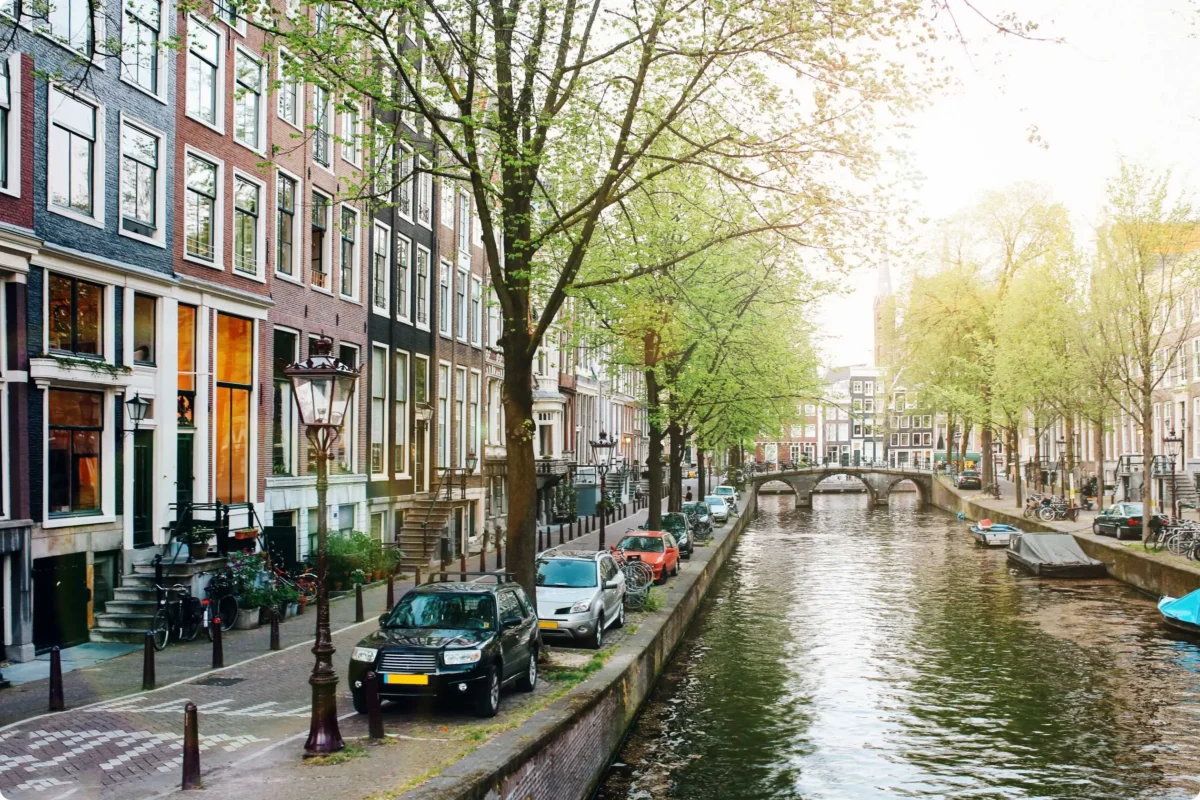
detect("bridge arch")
(747, 466), (934, 509)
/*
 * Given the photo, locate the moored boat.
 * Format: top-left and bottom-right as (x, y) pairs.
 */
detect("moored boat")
(1159, 589), (1200, 635)
(1006, 533), (1107, 578)
(969, 520), (1020, 547)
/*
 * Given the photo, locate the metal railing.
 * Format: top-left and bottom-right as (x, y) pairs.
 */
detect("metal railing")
(420, 467), (471, 567)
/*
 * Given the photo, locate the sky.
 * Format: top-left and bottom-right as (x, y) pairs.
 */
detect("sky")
(816, 0), (1200, 367)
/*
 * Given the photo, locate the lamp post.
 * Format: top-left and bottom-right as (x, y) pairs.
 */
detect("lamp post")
(1056, 435), (1067, 498)
(590, 430), (617, 549)
(991, 440), (1002, 498)
(415, 403), (433, 491)
(1165, 427), (1183, 519)
(286, 336), (359, 758)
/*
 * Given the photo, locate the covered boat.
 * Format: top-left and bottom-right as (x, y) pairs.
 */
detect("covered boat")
(1159, 589), (1200, 635)
(1006, 533), (1107, 578)
(969, 520), (1020, 547)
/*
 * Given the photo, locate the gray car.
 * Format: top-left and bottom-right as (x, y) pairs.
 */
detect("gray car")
(535, 551), (626, 649)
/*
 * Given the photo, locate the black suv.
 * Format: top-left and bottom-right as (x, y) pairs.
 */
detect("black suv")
(347, 574), (540, 718)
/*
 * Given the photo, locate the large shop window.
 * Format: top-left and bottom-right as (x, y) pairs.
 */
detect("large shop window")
(273, 329), (297, 476)
(216, 314), (253, 503)
(132, 293), (155, 364)
(48, 274), (103, 357)
(48, 389), (103, 516)
(333, 344), (358, 474)
(178, 304), (196, 427)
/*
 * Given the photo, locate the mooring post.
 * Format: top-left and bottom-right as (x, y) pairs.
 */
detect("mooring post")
(142, 631), (156, 690)
(182, 702), (200, 790)
(48, 647), (64, 711)
(270, 608), (282, 651)
(386, 573), (395, 609)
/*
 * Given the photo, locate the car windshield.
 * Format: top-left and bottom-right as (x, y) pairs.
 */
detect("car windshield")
(682, 503), (707, 516)
(537, 559), (597, 588)
(962, 471), (979, 477)
(716, 487), (733, 495)
(383, 592), (496, 630)
(661, 513), (687, 533)
(705, 497), (724, 507)
(1124, 504), (1143, 515)
(618, 536), (664, 553)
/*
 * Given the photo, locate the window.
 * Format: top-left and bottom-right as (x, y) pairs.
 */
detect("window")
(178, 305), (197, 427)
(457, 192), (470, 255)
(372, 224), (389, 313)
(440, 179), (454, 229)
(313, 85), (331, 166)
(272, 329), (297, 476)
(470, 278), (482, 346)
(120, 122), (159, 238)
(851, 381), (861, 394)
(439, 261), (452, 336)
(213, 0), (240, 27)
(370, 346), (387, 475)
(184, 154), (218, 262)
(469, 372), (480, 459)
(864, 381), (874, 395)
(233, 177), (260, 275)
(186, 21), (220, 127)
(132, 294), (155, 364)
(315, 2), (330, 32)
(396, 234), (411, 321)
(276, 173), (297, 276)
(394, 351), (408, 475)
(48, 87), (97, 217)
(340, 207), (357, 297)
(487, 290), (500, 348)
(396, 146), (413, 220)
(216, 314), (253, 503)
(0, 59), (10, 192)
(233, 49), (263, 150)
(398, 77), (415, 130)
(47, 274), (103, 356)
(50, 0), (93, 55)
(334, 344), (358, 473)
(277, 53), (301, 127)
(370, 511), (385, 542)
(342, 104), (360, 164)
(311, 191), (330, 289)
(415, 247), (431, 328)
(455, 367), (466, 466)
(416, 158), (432, 226)
(122, 0), (159, 94)
(438, 364), (449, 468)
(48, 389), (103, 516)
(456, 269), (468, 341)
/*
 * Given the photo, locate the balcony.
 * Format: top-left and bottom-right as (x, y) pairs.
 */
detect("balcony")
(1115, 454), (1143, 476)
(535, 457), (572, 477)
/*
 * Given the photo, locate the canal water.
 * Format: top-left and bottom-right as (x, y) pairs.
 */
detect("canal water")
(594, 491), (1200, 800)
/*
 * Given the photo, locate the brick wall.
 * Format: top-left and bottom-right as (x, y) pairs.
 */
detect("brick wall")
(0, 54), (35, 231)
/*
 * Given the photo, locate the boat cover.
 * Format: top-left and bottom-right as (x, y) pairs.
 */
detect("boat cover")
(1008, 533), (1102, 568)
(1160, 588), (1200, 625)
(972, 523), (1019, 533)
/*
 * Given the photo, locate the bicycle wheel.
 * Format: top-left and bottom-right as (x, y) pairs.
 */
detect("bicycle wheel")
(217, 594), (238, 631)
(295, 575), (318, 601)
(152, 607), (170, 651)
(180, 604), (202, 642)
(1168, 532), (1192, 557)
(1039, 507), (1056, 522)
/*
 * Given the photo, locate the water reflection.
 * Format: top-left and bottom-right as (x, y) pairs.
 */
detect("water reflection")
(595, 492), (1200, 800)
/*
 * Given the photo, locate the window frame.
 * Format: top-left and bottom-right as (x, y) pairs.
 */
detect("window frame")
(272, 326), (300, 477)
(214, 312), (256, 504)
(414, 244), (431, 331)
(275, 168), (302, 281)
(338, 204), (359, 300)
(313, 84), (333, 170)
(440, 178), (455, 230)
(456, 268), (468, 342)
(131, 292), (156, 366)
(370, 343), (388, 479)
(117, 113), (166, 246)
(183, 147), (224, 268)
(46, 84), (104, 227)
(341, 101), (362, 166)
(276, 49), (303, 129)
(395, 233), (412, 323)
(185, 17), (224, 133)
(232, 45), (265, 153)
(371, 220), (390, 317)
(333, 342), (359, 474)
(0, 53), (20, 199)
(232, 170), (266, 280)
(394, 349), (409, 478)
(470, 276), (482, 347)
(46, 272), (106, 359)
(438, 258), (452, 338)
(396, 143), (413, 222)
(120, 0), (163, 100)
(310, 189), (333, 293)
(46, 0), (97, 58)
(46, 388), (105, 519)
(416, 156), (432, 228)
(456, 190), (470, 259)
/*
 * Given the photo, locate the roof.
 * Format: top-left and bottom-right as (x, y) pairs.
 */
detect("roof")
(538, 550), (602, 561)
(624, 530), (669, 537)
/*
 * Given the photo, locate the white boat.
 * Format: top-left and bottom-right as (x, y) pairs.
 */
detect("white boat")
(970, 521), (1020, 547)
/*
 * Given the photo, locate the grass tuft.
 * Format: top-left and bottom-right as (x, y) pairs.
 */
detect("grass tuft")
(301, 743), (367, 767)
(644, 588), (666, 612)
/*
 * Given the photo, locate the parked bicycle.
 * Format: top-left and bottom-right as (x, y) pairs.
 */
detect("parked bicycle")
(202, 569), (239, 638)
(152, 583), (205, 651)
(981, 482), (1002, 499)
(611, 542), (657, 610)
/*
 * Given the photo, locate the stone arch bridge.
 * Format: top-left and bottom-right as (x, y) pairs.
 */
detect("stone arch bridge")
(747, 466), (935, 508)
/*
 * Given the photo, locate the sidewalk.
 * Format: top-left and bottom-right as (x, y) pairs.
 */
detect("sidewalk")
(0, 498), (676, 799)
(946, 474), (1099, 533)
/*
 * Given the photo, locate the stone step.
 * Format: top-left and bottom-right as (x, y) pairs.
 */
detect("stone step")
(131, 557), (227, 577)
(102, 600), (158, 615)
(89, 628), (154, 645)
(113, 587), (155, 602)
(93, 612), (158, 630)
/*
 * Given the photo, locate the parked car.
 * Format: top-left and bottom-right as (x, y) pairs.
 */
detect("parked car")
(682, 501), (713, 532)
(704, 495), (730, 524)
(714, 485), (739, 513)
(347, 576), (539, 718)
(956, 470), (982, 490)
(659, 512), (694, 558)
(614, 532), (680, 584)
(534, 551), (625, 649)
(1093, 502), (1167, 541)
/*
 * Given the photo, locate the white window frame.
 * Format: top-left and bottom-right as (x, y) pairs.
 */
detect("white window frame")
(456, 267), (468, 342)
(416, 156), (432, 228)
(117, 113), (166, 247)
(44, 0), (101, 60)
(182, 146), (224, 269)
(313, 84), (333, 171)
(395, 233), (412, 324)
(46, 84), (105, 228)
(470, 368), (481, 460)
(231, 169), (266, 281)
(272, 325), (301, 477)
(341, 101), (362, 166)
(185, 17), (224, 134)
(438, 258), (452, 338)
(276, 49), (303, 130)
(414, 244), (431, 331)
(119, 0), (165, 101)
(371, 220), (391, 317)
(394, 348), (410, 479)
(0, 53), (21, 199)
(396, 143), (413, 223)
(310, 189), (333, 294)
(212, 0), (247, 35)
(232, 45), (265, 154)
(337, 203), (360, 300)
(370, 343), (389, 480)
(440, 178), (455, 229)
(470, 276), (482, 347)
(455, 366), (467, 467)
(437, 361), (450, 469)
(274, 167), (303, 282)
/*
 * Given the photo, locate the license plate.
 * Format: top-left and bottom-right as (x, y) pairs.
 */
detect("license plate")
(538, 620), (559, 629)
(384, 673), (429, 685)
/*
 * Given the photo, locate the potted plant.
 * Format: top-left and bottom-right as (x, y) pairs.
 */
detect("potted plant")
(350, 568), (366, 587)
(236, 587), (267, 629)
(274, 584), (301, 618)
(177, 528), (212, 560)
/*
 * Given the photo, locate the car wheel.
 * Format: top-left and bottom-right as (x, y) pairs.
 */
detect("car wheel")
(589, 614), (605, 650)
(613, 602), (625, 629)
(473, 664), (500, 718)
(670, 560), (679, 577)
(516, 649), (537, 692)
(1092, 522), (1100, 536)
(352, 690), (366, 715)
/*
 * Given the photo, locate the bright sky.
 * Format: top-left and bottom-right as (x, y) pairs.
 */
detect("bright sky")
(817, 0), (1200, 367)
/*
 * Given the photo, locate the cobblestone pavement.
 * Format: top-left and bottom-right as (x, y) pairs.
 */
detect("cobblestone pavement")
(0, 494), (698, 800)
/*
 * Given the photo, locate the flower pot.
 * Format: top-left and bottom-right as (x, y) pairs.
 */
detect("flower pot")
(234, 608), (261, 630)
(334, 582), (344, 591)
(188, 542), (210, 560)
(287, 601), (299, 618)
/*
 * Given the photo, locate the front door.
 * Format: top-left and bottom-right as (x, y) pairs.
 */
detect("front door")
(32, 554), (89, 652)
(415, 424), (426, 492)
(133, 429), (154, 548)
(176, 433), (194, 509)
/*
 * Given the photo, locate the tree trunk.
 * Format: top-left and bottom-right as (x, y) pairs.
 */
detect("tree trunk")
(1012, 427), (1023, 508)
(1142, 389), (1155, 541)
(981, 427), (993, 488)
(668, 422), (684, 512)
(697, 449), (706, 499)
(645, 368), (663, 530)
(502, 350), (538, 600)
(1095, 415), (1106, 508)
(959, 422), (970, 466)
(1033, 424), (1042, 492)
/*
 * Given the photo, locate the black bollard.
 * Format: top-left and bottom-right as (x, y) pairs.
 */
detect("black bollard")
(355, 583), (364, 623)
(211, 616), (224, 669)
(142, 631), (156, 690)
(48, 646), (64, 711)
(386, 573), (395, 609)
(559, 525), (564, 545)
(414, 566), (422, 586)
(182, 702), (200, 790)
(365, 671), (384, 739)
(270, 608), (281, 651)
(496, 539), (503, 569)
(459, 553), (467, 582)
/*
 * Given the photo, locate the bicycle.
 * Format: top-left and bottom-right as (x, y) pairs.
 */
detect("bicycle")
(152, 583), (205, 651)
(981, 482), (1002, 500)
(201, 569), (239, 639)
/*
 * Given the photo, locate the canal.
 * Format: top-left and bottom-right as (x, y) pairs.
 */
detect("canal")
(595, 491), (1200, 800)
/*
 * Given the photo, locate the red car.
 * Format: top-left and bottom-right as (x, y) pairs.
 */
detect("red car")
(614, 531), (680, 584)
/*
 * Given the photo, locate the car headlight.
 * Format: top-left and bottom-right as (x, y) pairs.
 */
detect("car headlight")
(351, 647), (378, 663)
(443, 649), (483, 666)
(570, 598), (592, 614)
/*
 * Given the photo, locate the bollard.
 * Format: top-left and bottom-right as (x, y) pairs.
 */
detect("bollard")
(142, 630), (156, 690)
(365, 671), (384, 739)
(479, 539), (487, 572)
(211, 617), (224, 669)
(355, 583), (364, 623)
(386, 573), (395, 609)
(270, 608), (281, 651)
(48, 646), (64, 711)
(414, 566), (422, 586)
(182, 702), (200, 790)
(460, 553), (467, 582)
(559, 524), (564, 545)
(496, 539), (503, 569)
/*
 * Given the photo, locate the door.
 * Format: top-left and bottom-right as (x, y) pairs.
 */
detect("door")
(32, 554), (89, 652)
(600, 557), (621, 619)
(497, 590), (523, 679)
(133, 429), (154, 548)
(176, 433), (194, 509)
(414, 423), (426, 492)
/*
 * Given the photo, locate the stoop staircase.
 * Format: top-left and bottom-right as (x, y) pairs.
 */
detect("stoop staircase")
(1171, 472), (1200, 513)
(397, 497), (456, 570)
(90, 556), (226, 644)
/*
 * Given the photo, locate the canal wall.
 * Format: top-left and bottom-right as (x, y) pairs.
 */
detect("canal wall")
(400, 495), (757, 800)
(930, 478), (1200, 599)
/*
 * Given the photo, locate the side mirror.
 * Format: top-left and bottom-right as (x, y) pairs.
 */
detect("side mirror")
(604, 579), (620, 590)
(378, 613), (389, 627)
(501, 616), (521, 630)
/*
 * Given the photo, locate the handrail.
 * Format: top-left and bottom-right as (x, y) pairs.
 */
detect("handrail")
(420, 466), (471, 566)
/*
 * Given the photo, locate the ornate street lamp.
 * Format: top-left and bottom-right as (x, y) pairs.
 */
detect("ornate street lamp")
(1165, 427), (1183, 519)
(1056, 435), (1067, 495)
(466, 451), (478, 475)
(590, 430), (617, 549)
(285, 336), (359, 758)
(118, 394), (151, 439)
